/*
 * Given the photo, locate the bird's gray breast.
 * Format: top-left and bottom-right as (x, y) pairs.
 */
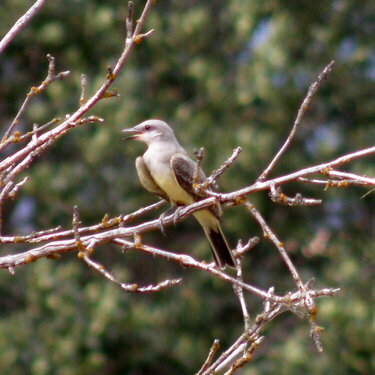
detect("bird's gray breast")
(143, 145), (173, 177)
(143, 144), (193, 204)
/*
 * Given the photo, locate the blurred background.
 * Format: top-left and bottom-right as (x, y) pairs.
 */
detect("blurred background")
(0, 0), (374, 374)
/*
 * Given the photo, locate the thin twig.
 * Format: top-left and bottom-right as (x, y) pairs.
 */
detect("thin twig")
(72, 205), (82, 247)
(361, 188), (375, 199)
(234, 237), (259, 258)
(269, 184), (322, 206)
(193, 147), (205, 186)
(258, 61), (335, 181)
(126, 1), (134, 45)
(79, 74), (88, 106)
(244, 200), (306, 292)
(2, 54), (70, 141)
(83, 250), (182, 293)
(0, 0), (46, 54)
(224, 336), (264, 375)
(204, 304), (283, 374)
(196, 339), (221, 375)
(207, 147), (242, 186)
(82, 238), (182, 293)
(233, 254), (251, 330)
(326, 170), (375, 185)
(243, 200), (325, 350)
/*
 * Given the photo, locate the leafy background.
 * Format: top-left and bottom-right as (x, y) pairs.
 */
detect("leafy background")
(0, 0), (374, 374)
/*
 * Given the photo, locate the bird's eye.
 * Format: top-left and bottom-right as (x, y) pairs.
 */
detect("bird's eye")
(145, 125), (151, 131)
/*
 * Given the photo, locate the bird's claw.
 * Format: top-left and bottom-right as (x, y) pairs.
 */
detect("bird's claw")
(158, 212), (167, 236)
(158, 206), (176, 236)
(158, 206), (183, 234)
(173, 207), (183, 226)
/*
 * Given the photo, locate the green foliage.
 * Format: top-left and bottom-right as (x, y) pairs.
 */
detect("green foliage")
(0, 0), (374, 374)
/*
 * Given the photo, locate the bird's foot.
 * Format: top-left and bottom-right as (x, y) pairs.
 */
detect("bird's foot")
(158, 212), (168, 236)
(158, 206), (176, 236)
(173, 206), (184, 226)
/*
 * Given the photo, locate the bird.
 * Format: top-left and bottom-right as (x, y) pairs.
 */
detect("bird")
(122, 119), (236, 269)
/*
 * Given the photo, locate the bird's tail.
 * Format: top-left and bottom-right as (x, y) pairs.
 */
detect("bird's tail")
(194, 210), (236, 269)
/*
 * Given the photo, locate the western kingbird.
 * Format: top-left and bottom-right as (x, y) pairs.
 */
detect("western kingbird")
(122, 119), (235, 269)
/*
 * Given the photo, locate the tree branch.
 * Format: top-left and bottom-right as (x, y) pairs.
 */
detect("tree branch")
(258, 61), (336, 181)
(0, 0), (46, 54)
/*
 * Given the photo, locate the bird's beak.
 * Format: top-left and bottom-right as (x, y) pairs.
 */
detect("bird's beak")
(122, 127), (143, 141)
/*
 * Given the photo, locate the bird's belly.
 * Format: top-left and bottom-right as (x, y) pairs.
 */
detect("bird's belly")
(152, 168), (193, 205)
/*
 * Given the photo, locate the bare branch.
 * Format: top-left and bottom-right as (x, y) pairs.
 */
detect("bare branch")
(206, 147), (242, 186)
(72, 205), (82, 247)
(196, 339), (221, 375)
(0, 225), (336, 303)
(0, 200), (165, 245)
(204, 303), (282, 374)
(0, 0), (46, 54)
(326, 170), (375, 186)
(82, 244), (182, 294)
(0, 0), (156, 175)
(244, 200), (306, 293)
(115, 239), (339, 305)
(224, 336), (264, 375)
(2, 54), (70, 142)
(216, 144), (375, 202)
(269, 184), (322, 206)
(79, 74), (88, 106)
(233, 256), (251, 330)
(193, 147), (205, 183)
(258, 61), (335, 181)
(126, 1), (134, 45)
(0, 134), (374, 245)
(234, 237), (259, 258)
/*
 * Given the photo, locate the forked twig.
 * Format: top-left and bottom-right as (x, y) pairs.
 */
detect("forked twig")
(82, 246), (182, 293)
(2, 54), (70, 142)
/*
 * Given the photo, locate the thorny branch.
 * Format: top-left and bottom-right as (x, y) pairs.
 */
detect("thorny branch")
(0, 2), (373, 373)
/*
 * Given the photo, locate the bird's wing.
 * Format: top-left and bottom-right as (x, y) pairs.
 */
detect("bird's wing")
(171, 153), (221, 217)
(136, 156), (169, 201)
(170, 153), (205, 200)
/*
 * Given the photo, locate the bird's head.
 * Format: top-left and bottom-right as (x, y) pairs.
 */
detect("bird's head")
(122, 119), (176, 145)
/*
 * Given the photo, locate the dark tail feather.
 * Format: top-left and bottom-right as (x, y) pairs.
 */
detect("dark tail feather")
(205, 226), (236, 269)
